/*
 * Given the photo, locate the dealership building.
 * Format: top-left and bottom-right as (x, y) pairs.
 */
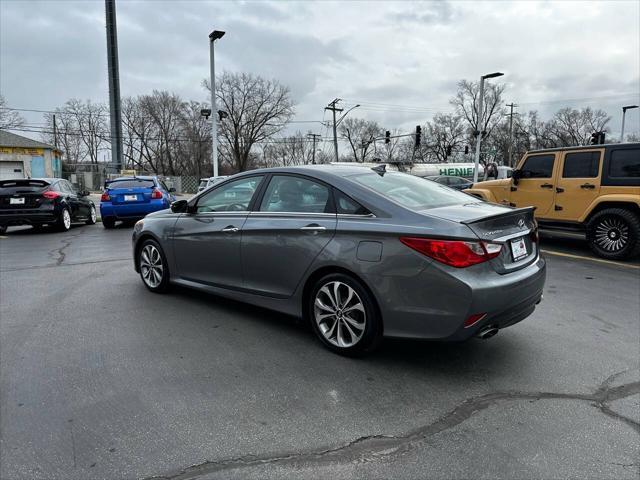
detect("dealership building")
(0, 130), (62, 180)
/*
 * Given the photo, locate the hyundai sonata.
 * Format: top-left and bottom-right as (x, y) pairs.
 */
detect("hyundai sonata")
(132, 165), (546, 355)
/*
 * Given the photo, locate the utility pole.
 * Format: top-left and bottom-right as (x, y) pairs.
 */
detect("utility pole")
(307, 133), (321, 164)
(325, 98), (343, 162)
(52, 114), (58, 150)
(506, 103), (517, 167)
(105, 0), (123, 173)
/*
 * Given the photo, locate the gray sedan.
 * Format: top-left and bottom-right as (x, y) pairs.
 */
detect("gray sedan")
(132, 165), (546, 355)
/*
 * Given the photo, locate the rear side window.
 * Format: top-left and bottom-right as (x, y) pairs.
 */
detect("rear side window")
(108, 179), (155, 189)
(520, 154), (555, 178)
(334, 190), (370, 215)
(562, 152), (601, 178)
(609, 149), (640, 178)
(260, 176), (330, 213)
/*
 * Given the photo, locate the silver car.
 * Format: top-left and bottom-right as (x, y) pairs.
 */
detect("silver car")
(132, 165), (546, 355)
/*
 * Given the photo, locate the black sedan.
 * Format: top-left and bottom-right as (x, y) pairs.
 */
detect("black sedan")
(0, 178), (96, 233)
(424, 175), (474, 190)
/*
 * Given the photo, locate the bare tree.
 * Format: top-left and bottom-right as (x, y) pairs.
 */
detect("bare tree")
(205, 72), (295, 172)
(451, 79), (506, 162)
(544, 107), (611, 146)
(339, 117), (382, 162)
(61, 99), (108, 165)
(0, 95), (25, 130)
(425, 113), (466, 162)
(42, 109), (85, 168)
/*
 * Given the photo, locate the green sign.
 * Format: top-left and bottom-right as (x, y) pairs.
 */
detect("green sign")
(439, 167), (474, 177)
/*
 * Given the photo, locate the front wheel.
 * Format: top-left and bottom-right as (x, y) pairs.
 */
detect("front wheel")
(587, 208), (640, 260)
(137, 239), (170, 293)
(102, 216), (116, 229)
(86, 205), (97, 225)
(56, 208), (72, 231)
(308, 273), (382, 356)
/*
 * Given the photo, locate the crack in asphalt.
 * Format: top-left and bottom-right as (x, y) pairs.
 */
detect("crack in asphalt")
(144, 371), (640, 480)
(1, 257), (130, 273)
(46, 229), (87, 266)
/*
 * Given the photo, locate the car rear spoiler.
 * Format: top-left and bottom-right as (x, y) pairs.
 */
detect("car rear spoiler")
(460, 206), (536, 225)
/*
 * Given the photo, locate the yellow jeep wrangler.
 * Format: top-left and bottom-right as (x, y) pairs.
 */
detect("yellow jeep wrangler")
(465, 143), (640, 260)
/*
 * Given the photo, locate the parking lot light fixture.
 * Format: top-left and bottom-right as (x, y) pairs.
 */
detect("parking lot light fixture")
(473, 72), (505, 183)
(621, 105), (639, 142)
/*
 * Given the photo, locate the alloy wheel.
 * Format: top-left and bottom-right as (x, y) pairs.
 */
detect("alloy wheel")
(314, 281), (366, 348)
(595, 217), (629, 252)
(140, 244), (164, 288)
(62, 209), (71, 230)
(90, 206), (96, 223)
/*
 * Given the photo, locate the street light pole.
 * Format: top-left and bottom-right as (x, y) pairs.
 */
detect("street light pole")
(209, 30), (225, 177)
(473, 72), (504, 183)
(621, 105), (639, 142)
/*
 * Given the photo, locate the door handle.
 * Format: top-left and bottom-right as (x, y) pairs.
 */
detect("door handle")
(580, 183), (596, 189)
(300, 224), (326, 233)
(540, 183), (553, 189)
(222, 226), (239, 233)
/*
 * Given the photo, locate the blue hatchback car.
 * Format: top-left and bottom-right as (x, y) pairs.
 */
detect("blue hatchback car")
(100, 176), (176, 228)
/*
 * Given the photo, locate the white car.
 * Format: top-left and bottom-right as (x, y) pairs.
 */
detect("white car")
(197, 176), (228, 192)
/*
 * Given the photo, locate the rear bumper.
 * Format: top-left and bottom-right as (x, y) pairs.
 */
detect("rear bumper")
(367, 255), (546, 341)
(0, 210), (57, 226)
(100, 200), (168, 220)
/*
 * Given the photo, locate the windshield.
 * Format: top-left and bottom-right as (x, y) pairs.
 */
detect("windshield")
(107, 179), (155, 189)
(350, 171), (475, 210)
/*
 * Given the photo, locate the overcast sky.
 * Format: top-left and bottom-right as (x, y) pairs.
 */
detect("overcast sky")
(1, 0), (639, 145)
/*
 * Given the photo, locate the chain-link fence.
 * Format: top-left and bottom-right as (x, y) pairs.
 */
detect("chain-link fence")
(62, 172), (202, 194)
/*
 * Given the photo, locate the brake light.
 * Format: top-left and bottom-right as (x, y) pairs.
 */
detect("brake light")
(101, 192), (111, 201)
(464, 313), (487, 328)
(399, 237), (502, 268)
(151, 189), (163, 199)
(42, 190), (60, 199)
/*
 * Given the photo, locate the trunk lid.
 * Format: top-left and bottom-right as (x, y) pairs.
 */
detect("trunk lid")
(107, 186), (154, 205)
(423, 202), (538, 274)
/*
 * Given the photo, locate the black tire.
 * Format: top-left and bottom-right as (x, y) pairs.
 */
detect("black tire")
(0, 226), (6, 234)
(308, 273), (382, 356)
(102, 216), (116, 229)
(56, 207), (72, 232)
(137, 238), (171, 293)
(86, 205), (97, 225)
(587, 208), (640, 260)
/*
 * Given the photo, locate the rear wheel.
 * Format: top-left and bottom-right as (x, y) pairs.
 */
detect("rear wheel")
(138, 239), (170, 293)
(308, 273), (382, 356)
(0, 226), (6, 234)
(587, 208), (640, 260)
(56, 208), (71, 231)
(86, 205), (97, 225)
(102, 216), (116, 229)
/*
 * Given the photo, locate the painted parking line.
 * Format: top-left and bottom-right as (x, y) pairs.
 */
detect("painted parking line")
(541, 249), (640, 270)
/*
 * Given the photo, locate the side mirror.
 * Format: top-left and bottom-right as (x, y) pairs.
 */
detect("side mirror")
(168, 187), (176, 193)
(511, 169), (521, 185)
(170, 199), (189, 213)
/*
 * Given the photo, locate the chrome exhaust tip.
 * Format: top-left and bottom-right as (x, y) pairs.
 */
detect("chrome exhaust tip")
(476, 326), (499, 340)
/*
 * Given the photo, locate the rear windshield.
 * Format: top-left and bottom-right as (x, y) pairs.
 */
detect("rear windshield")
(107, 179), (155, 189)
(349, 171), (474, 210)
(0, 179), (50, 193)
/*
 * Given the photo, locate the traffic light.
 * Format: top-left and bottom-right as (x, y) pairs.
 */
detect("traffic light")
(464, 145), (469, 155)
(385, 131), (391, 144)
(591, 131), (606, 145)
(446, 146), (452, 157)
(415, 126), (422, 147)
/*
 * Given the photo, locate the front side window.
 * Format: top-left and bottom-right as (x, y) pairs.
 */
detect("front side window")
(350, 171), (473, 210)
(520, 154), (555, 178)
(562, 152), (601, 178)
(259, 176), (330, 213)
(196, 176), (263, 213)
(609, 148), (640, 178)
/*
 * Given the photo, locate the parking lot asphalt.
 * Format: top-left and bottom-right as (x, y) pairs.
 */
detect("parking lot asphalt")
(0, 224), (638, 480)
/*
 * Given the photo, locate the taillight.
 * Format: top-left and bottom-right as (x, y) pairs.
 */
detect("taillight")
(399, 237), (502, 268)
(101, 192), (111, 201)
(464, 313), (487, 328)
(42, 190), (60, 199)
(151, 189), (163, 199)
